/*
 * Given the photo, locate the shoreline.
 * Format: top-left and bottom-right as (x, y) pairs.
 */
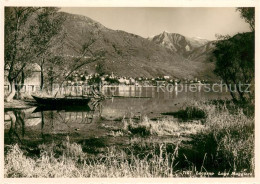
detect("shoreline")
(4, 99), (36, 110)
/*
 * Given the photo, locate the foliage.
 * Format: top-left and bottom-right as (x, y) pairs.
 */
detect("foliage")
(4, 7), (65, 100)
(87, 75), (102, 85)
(95, 61), (106, 76)
(202, 101), (254, 172)
(4, 101), (254, 177)
(236, 8), (255, 31)
(213, 32), (254, 104)
(29, 8), (65, 58)
(105, 77), (119, 84)
(5, 8), (38, 81)
(29, 8), (66, 89)
(213, 8), (255, 105)
(162, 106), (206, 121)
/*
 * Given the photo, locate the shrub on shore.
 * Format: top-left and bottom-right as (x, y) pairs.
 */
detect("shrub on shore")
(188, 100), (254, 173)
(124, 100), (254, 174)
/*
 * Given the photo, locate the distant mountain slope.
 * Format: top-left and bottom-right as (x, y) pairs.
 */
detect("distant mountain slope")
(186, 36), (210, 48)
(188, 41), (216, 62)
(149, 31), (214, 59)
(56, 12), (217, 80)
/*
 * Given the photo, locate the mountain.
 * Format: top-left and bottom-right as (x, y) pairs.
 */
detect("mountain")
(186, 37), (209, 48)
(56, 12), (217, 80)
(187, 41), (216, 62)
(149, 31), (214, 59)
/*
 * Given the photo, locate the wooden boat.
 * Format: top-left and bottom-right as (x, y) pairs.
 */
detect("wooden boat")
(32, 104), (91, 113)
(32, 95), (91, 106)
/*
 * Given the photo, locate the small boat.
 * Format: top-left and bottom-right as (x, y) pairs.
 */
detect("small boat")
(32, 104), (91, 113)
(32, 95), (91, 106)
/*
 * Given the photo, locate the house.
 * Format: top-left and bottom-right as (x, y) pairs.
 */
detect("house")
(125, 79), (130, 85)
(129, 78), (135, 85)
(4, 63), (41, 93)
(164, 76), (170, 80)
(24, 63), (41, 87)
(118, 77), (130, 85)
(101, 77), (105, 81)
(118, 77), (125, 84)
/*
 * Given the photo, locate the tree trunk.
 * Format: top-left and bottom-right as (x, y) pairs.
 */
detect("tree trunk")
(6, 80), (16, 102)
(16, 70), (25, 100)
(40, 59), (44, 90)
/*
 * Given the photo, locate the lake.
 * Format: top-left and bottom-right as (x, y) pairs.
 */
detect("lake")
(4, 85), (230, 148)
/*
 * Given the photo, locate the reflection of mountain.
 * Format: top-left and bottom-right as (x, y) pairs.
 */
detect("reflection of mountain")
(56, 12), (217, 80)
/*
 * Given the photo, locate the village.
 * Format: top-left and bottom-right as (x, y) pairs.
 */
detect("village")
(69, 72), (207, 86)
(4, 62), (207, 94)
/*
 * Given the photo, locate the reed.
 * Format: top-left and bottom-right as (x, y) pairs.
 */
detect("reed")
(4, 100), (254, 177)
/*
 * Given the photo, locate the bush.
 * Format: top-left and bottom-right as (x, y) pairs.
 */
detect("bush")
(162, 102), (207, 121)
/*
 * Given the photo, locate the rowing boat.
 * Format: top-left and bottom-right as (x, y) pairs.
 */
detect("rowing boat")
(31, 95), (91, 106)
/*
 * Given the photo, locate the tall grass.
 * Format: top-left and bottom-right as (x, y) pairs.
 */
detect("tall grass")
(5, 139), (184, 177)
(4, 100), (254, 177)
(123, 115), (204, 137)
(123, 100), (254, 174)
(188, 100), (254, 173)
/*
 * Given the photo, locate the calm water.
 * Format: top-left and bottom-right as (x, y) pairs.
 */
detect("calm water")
(4, 86), (230, 147)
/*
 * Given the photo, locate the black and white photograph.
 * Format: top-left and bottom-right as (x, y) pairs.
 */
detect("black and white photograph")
(1, 1), (258, 181)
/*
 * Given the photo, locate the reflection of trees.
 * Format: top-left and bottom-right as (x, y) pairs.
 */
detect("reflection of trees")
(5, 101), (103, 144)
(41, 111), (45, 141)
(40, 101), (103, 133)
(6, 110), (25, 144)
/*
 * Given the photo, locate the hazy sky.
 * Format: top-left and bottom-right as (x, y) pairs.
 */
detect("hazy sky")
(60, 7), (251, 40)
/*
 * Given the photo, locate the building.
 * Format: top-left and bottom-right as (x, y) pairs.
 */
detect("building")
(4, 63), (41, 93)
(163, 76), (170, 80)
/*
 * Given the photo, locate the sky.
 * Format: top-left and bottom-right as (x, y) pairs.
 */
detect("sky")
(60, 7), (251, 40)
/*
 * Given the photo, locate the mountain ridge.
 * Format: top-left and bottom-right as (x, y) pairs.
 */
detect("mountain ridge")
(56, 12), (217, 80)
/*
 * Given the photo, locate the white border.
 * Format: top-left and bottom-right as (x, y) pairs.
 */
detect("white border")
(0, 0), (259, 184)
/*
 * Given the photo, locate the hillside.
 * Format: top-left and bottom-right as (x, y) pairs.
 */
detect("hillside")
(56, 12), (217, 80)
(150, 31), (215, 60)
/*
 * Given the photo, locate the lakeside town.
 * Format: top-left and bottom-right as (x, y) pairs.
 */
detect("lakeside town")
(3, 7), (255, 179)
(4, 63), (208, 94)
(66, 72), (207, 86)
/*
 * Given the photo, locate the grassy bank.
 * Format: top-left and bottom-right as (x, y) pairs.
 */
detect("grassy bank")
(4, 100), (254, 177)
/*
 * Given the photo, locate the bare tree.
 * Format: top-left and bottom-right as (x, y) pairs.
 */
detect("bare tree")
(4, 7), (65, 101)
(52, 38), (106, 97)
(5, 7), (39, 101)
(29, 8), (66, 90)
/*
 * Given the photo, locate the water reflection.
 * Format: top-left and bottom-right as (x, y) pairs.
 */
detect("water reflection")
(5, 108), (36, 144)
(4, 103), (102, 145)
(4, 86), (230, 146)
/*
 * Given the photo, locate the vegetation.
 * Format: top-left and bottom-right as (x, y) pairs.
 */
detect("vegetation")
(29, 8), (65, 90)
(213, 7), (255, 105)
(4, 7), (106, 100)
(5, 141), (181, 177)
(4, 7), (64, 101)
(4, 7), (254, 178)
(105, 77), (119, 84)
(162, 105), (206, 121)
(4, 100), (254, 177)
